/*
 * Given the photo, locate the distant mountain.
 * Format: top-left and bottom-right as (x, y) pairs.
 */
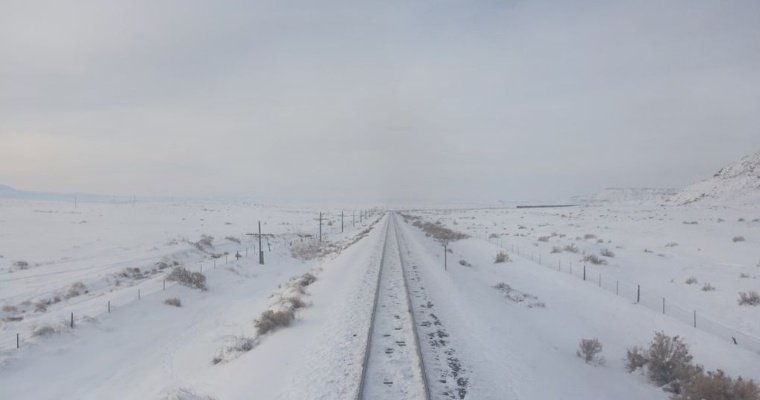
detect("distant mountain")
(667, 151), (760, 205)
(0, 184), (135, 203)
(589, 187), (677, 204)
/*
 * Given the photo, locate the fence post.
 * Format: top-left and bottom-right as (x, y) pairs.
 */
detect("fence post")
(138, 289), (141, 300)
(693, 310), (697, 328)
(583, 265), (586, 281)
(662, 297), (666, 314)
(163, 279), (166, 290)
(214, 259), (216, 269)
(17, 333), (19, 349)
(637, 285), (641, 303)
(558, 260), (561, 271)
(108, 300), (111, 313)
(70, 312), (74, 329)
(616, 280), (619, 296)
(444, 244), (447, 271)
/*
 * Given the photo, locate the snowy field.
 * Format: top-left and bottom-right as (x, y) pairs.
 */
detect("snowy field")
(1, 197), (759, 399)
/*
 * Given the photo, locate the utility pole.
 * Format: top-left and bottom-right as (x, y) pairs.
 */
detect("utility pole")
(341, 210), (344, 233)
(258, 221), (264, 265)
(319, 212), (323, 242)
(444, 242), (448, 271)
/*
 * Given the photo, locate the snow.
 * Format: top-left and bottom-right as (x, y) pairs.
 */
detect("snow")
(396, 215), (760, 398)
(668, 150), (760, 205)
(1, 165), (759, 399)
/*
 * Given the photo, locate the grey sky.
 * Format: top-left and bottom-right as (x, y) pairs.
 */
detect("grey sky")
(1, 0), (759, 203)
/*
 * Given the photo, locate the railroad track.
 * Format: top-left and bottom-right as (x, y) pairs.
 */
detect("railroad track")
(356, 213), (431, 400)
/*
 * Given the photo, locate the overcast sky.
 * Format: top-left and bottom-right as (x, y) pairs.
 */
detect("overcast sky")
(1, 0), (759, 203)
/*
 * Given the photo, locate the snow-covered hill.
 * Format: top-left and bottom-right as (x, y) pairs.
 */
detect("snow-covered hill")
(667, 151), (760, 205)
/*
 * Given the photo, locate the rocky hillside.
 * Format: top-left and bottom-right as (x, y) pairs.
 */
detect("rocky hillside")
(667, 151), (760, 205)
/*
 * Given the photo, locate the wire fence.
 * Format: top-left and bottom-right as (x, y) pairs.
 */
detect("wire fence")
(498, 242), (760, 355)
(1, 212), (381, 353)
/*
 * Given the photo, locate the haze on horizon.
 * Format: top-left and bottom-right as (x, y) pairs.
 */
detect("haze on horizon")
(1, 0), (759, 203)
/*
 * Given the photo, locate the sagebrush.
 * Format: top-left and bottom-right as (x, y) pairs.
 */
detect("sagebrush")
(255, 309), (295, 335)
(167, 267), (207, 291)
(576, 338), (604, 364)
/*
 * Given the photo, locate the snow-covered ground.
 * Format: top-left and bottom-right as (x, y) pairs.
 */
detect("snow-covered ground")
(1, 193), (759, 399)
(0, 199), (381, 397)
(407, 201), (760, 343)
(395, 210), (760, 398)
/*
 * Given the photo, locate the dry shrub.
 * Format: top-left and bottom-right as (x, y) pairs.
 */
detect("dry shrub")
(563, 244), (579, 253)
(255, 309), (295, 335)
(402, 215), (468, 243)
(225, 236), (241, 244)
(120, 267), (143, 279)
(167, 267), (207, 291)
(13, 260), (29, 269)
(285, 296), (306, 309)
(32, 324), (59, 337)
(2, 305), (18, 313)
(296, 273), (317, 287)
(164, 298), (182, 307)
(538, 236), (550, 242)
(494, 251), (509, 263)
(550, 246), (562, 254)
(626, 346), (648, 373)
(702, 283), (716, 292)
(66, 281), (88, 298)
(291, 241), (339, 260)
(576, 338), (604, 364)
(583, 254), (608, 265)
(733, 236), (746, 243)
(600, 248), (615, 258)
(192, 234), (215, 251)
(163, 388), (217, 400)
(231, 336), (255, 352)
(684, 277), (698, 285)
(674, 369), (760, 400)
(458, 259), (472, 267)
(584, 234), (597, 240)
(738, 291), (760, 306)
(626, 332), (697, 393)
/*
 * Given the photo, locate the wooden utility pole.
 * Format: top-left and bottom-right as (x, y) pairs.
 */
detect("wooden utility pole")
(258, 221), (264, 265)
(444, 243), (448, 271)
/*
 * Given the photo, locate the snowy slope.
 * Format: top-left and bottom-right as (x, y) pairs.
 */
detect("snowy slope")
(668, 151), (760, 205)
